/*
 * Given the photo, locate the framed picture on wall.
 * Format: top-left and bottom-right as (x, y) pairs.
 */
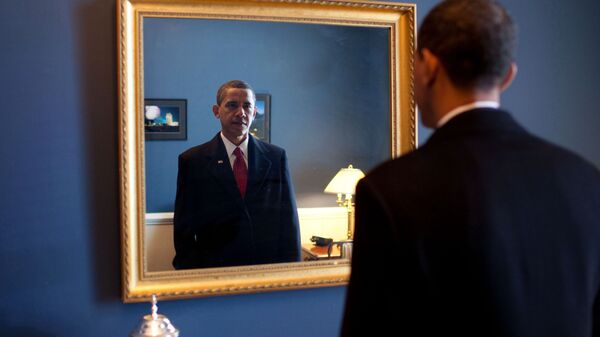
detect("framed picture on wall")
(251, 93), (271, 143)
(144, 99), (187, 140)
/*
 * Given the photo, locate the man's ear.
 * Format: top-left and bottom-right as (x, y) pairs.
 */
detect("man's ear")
(420, 48), (440, 87)
(212, 104), (220, 118)
(500, 62), (518, 92)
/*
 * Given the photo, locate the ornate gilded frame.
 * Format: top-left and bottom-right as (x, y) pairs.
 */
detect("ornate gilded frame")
(118, 0), (416, 303)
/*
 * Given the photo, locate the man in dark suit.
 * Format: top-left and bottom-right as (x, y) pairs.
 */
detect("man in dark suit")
(172, 80), (301, 270)
(342, 1), (600, 336)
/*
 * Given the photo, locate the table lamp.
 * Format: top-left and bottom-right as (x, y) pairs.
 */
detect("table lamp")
(324, 164), (365, 240)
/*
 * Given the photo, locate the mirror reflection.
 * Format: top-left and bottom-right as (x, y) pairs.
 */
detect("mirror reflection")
(143, 18), (391, 271)
(172, 80), (302, 269)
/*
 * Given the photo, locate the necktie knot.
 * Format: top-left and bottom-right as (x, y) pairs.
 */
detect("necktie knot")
(233, 147), (243, 159)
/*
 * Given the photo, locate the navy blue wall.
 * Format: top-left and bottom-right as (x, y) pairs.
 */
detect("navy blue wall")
(1, 0), (599, 336)
(143, 19), (390, 212)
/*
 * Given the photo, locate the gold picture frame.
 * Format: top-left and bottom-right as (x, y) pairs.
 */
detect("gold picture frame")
(118, 0), (416, 303)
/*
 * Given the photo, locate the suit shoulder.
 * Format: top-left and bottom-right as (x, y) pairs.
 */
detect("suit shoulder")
(254, 138), (286, 155)
(359, 148), (441, 203)
(179, 140), (216, 161)
(368, 148), (425, 179)
(524, 134), (600, 175)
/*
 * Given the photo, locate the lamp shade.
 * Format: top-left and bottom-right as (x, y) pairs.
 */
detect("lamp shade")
(324, 165), (365, 195)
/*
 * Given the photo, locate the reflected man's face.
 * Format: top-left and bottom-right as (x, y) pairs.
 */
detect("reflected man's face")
(212, 88), (257, 145)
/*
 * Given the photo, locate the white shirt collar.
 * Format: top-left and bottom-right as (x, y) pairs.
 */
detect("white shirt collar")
(220, 132), (249, 167)
(436, 101), (500, 128)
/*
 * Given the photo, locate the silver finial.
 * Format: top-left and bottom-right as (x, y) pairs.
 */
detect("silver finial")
(151, 294), (158, 320)
(130, 294), (180, 337)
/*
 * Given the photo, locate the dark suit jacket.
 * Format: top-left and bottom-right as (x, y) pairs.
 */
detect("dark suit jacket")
(342, 109), (600, 337)
(172, 133), (301, 269)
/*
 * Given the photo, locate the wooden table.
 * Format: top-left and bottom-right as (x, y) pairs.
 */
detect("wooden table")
(301, 243), (342, 261)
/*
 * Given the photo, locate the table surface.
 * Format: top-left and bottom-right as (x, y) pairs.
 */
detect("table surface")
(302, 243), (342, 260)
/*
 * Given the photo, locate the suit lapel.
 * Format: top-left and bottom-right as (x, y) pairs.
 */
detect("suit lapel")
(246, 136), (272, 199)
(206, 134), (245, 205)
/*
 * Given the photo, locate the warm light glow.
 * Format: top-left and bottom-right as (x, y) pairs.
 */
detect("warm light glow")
(324, 165), (366, 195)
(324, 165), (365, 240)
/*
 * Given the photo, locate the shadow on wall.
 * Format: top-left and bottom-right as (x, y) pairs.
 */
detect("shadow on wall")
(76, 0), (122, 303)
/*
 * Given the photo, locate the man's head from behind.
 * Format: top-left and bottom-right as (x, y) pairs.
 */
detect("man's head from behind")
(415, 0), (517, 127)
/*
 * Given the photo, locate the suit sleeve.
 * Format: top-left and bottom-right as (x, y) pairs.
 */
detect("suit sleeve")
(340, 178), (419, 336)
(594, 289), (600, 337)
(172, 154), (195, 269)
(277, 150), (301, 262)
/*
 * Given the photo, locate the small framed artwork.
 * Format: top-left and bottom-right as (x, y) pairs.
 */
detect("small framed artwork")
(144, 99), (187, 140)
(251, 93), (271, 143)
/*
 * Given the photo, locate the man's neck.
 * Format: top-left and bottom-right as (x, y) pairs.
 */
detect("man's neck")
(432, 87), (501, 127)
(436, 101), (500, 128)
(222, 133), (248, 146)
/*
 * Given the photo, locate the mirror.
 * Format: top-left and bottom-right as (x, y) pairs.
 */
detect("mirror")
(118, 0), (416, 302)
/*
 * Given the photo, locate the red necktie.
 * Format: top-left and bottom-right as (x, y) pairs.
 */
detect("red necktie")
(232, 147), (247, 197)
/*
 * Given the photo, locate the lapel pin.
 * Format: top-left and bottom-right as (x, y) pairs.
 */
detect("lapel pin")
(217, 160), (224, 164)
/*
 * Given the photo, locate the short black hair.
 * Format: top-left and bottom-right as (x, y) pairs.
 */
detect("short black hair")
(418, 0), (517, 89)
(216, 80), (256, 105)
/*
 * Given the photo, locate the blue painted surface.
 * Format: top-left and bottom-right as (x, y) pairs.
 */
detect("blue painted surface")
(0, 0), (599, 336)
(143, 19), (390, 211)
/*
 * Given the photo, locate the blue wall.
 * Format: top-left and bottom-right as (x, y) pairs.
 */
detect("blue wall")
(1, 0), (599, 336)
(143, 19), (390, 212)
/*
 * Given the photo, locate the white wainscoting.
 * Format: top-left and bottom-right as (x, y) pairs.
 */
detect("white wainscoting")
(296, 207), (348, 244)
(144, 207), (349, 272)
(145, 212), (176, 272)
